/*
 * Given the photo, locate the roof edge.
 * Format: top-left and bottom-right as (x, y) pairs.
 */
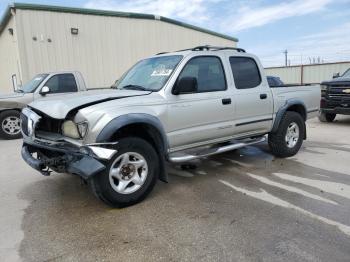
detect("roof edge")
(0, 3), (238, 42)
(265, 60), (350, 69)
(0, 5), (13, 35)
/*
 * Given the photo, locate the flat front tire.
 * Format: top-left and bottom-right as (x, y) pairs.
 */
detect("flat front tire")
(0, 110), (22, 140)
(89, 137), (159, 207)
(268, 112), (305, 158)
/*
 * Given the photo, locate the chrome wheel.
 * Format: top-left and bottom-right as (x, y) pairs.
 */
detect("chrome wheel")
(285, 122), (299, 148)
(1, 116), (21, 135)
(109, 152), (148, 194)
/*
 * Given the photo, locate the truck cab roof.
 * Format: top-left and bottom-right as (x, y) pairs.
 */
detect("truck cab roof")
(154, 45), (250, 58)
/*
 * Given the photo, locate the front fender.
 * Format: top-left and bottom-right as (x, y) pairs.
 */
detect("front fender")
(96, 113), (169, 182)
(96, 113), (168, 149)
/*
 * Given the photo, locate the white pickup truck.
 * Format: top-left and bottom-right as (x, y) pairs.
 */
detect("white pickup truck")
(20, 46), (320, 207)
(0, 71), (106, 139)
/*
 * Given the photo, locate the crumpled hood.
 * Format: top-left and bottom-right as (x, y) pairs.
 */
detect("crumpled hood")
(28, 89), (151, 119)
(0, 92), (25, 100)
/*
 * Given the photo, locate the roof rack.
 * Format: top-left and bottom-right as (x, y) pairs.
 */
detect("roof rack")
(190, 45), (246, 52)
(155, 52), (169, 55)
(156, 45), (246, 55)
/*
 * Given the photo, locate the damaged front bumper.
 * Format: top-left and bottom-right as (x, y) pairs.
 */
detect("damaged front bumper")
(20, 107), (118, 179)
(21, 137), (117, 179)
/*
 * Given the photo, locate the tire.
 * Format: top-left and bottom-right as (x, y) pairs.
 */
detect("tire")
(318, 111), (336, 122)
(268, 111), (305, 158)
(89, 137), (159, 207)
(0, 110), (22, 140)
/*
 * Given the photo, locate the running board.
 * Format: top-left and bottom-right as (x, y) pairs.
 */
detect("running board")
(168, 136), (266, 163)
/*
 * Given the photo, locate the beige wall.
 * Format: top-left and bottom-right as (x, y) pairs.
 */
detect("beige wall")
(265, 66), (301, 84)
(265, 62), (350, 85)
(0, 17), (21, 94)
(14, 9), (236, 89)
(302, 63), (350, 84)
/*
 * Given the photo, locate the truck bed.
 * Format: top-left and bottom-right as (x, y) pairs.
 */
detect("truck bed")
(271, 85), (321, 119)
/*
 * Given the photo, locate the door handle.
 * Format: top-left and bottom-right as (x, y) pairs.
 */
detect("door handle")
(260, 94), (267, 99)
(222, 98), (231, 105)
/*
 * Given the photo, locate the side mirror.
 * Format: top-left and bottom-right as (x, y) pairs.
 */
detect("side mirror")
(333, 72), (340, 79)
(173, 77), (198, 95)
(111, 79), (119, 89)
(11, 74), (18, 92)
(40, 86), (50, 95)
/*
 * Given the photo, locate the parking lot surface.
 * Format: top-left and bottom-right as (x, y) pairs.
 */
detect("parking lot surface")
(1, 116), (350, 262)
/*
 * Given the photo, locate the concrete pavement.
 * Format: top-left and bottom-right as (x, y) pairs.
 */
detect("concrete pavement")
(1, 116), (350, 261)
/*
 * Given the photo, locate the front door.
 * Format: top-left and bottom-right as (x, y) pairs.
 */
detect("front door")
(34, 73), (78, 99)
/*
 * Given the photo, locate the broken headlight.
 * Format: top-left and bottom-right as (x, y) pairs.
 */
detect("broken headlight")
(62, 120), (88, 139)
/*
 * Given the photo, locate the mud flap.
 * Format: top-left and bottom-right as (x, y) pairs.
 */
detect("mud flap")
(66, 157), (106, 179)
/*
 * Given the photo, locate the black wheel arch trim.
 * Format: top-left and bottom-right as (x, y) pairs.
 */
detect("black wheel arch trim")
(272, 99), (307, 138)
(96, 113), (169, 182)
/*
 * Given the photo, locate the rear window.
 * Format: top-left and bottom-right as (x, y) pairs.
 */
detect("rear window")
(229, 57), (261, 89)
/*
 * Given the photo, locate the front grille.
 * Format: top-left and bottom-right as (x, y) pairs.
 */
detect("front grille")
(328, 86), (350, 96)
(327, 96), (350, 108)
(21, 108), (42, 137)
(36, 116), (62, 134)
(20, 113), (29, 136)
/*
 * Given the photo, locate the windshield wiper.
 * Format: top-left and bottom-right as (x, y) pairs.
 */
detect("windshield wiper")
(120, 84), (148, 91)
(15, 89), (24, 93)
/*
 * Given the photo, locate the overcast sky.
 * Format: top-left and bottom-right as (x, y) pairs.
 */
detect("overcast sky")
(1, 0), (349, 67)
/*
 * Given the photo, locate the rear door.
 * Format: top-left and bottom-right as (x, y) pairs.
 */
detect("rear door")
(229, 56), (273, 135)
(166, 55), (235, 150)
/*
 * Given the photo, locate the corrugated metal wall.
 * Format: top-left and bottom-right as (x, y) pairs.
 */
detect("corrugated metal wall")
(265, 62), (350, 85)
(265, 66), (302, 84)
(0, 17), (21, 93)
(14, 9), (236, 89)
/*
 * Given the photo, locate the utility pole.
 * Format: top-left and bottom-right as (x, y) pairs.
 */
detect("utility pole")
(283, 49), (288, 66)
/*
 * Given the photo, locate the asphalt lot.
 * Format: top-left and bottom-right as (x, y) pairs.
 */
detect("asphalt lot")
(1, 116), (350, 262)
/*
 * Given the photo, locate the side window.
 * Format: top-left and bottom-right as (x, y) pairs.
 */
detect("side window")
(229, 57), (261, 89)
(177, 56), (226, 92)
(267, 77), (274, 87)
(45, 74), (78, 93)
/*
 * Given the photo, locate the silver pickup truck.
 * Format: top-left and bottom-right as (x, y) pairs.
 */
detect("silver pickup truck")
(20, 46), (320, 207)
(0, 71), (93, 139)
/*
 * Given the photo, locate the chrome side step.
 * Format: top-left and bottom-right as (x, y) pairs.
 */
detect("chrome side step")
(168, 136), (266, 163)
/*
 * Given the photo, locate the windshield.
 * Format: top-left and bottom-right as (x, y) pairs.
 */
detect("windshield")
(342, 68), (350, 78)
(116, 55), (183, 91)
(20, 74), (48, 93)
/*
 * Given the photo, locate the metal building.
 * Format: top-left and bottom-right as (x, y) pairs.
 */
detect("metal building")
(265, 61), (350, 85)
(0, 3), (238, 93)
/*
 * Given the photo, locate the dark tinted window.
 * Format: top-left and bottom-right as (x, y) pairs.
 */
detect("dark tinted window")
(178, 56), (226, 92)
(267, 76), (284, 87)
(267, 76), (275, 87)
(45, 74), (78, 93)
(229, 57), (261, 89)
(276, 78), (284, 86)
